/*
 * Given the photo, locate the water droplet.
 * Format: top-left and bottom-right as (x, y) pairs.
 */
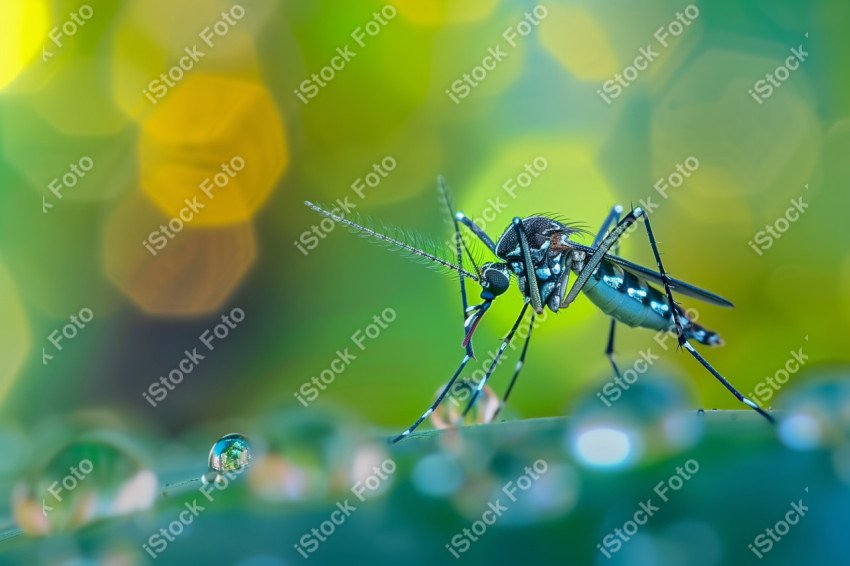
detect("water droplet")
(204, 433), (251, 485)
(566, 376), (703, 468)
(778, 372), (850, 450)
(430, 379), (500, 430)
(12, 430), (157, 536)
(573, 426), (636, 467)
(412, 453), (464, 497)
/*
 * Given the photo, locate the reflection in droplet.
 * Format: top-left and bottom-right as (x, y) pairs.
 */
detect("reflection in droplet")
(204, 433), (251, 485)
(12, 431), (157, 536)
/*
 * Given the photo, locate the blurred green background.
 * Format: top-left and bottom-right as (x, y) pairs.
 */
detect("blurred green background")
(1, 0), (846, 431)
(1, 1), (850, 563)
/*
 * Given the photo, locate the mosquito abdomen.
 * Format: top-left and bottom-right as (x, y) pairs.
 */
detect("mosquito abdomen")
(581, 261), (723, 345)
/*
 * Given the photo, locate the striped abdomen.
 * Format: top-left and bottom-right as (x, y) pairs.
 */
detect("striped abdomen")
(581, 261), (722, 346)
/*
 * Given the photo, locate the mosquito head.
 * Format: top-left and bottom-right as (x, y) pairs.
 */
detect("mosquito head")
(479, 262), (511, 299)
(495, 216), (585, 259)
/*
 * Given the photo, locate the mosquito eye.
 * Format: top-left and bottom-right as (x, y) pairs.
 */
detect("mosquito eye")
(483, 265), (510, 296)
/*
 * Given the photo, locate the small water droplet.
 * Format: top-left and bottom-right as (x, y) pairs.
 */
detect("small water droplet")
(204, 433), (251, 484)
(697, 409), (705, 416)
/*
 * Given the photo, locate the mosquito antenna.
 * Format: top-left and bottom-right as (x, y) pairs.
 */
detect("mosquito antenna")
(460, 235), (481, 278)
(304, 201), (479, 281)
(437, 176), (482, 279)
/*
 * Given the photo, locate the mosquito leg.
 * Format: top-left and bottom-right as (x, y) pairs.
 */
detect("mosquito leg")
(462, 303), (530, 417)
(455, 212), (497, 254)
(493, 313), (535, 419)
(512, 217), (544, 314)
(593, 205), (624, 247)
(561, 208), (773, 422)
(605, 319), (623, 381)
(563, 207), (645, 308)
(391, 352), (474, 443)
(633, 212), (687, 343)
(682, 341), (775, 422)
(635, 213), (775, 423)
(596, 206), (623, 380)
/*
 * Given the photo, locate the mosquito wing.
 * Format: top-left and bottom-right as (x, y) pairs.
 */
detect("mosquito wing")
(570, 242), (734, 308)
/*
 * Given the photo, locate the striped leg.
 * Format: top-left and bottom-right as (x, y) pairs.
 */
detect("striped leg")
(562, 207), (773, 423)
(461, 303), (530, 417)
(493, 313), (535, 419)
(455, 212), (497, 254)
(391, 353), (474, 443)
(596, 206), (624, 381)
(635, 214), (775, 423)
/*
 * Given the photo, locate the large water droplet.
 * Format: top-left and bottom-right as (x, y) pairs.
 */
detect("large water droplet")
(11, 430), (157, 536)
(566, 376), (703, 468)
(777, 371), (850, 450)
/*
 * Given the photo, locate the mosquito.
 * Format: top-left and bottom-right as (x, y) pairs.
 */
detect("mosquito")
(304, 178), (774, 443)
